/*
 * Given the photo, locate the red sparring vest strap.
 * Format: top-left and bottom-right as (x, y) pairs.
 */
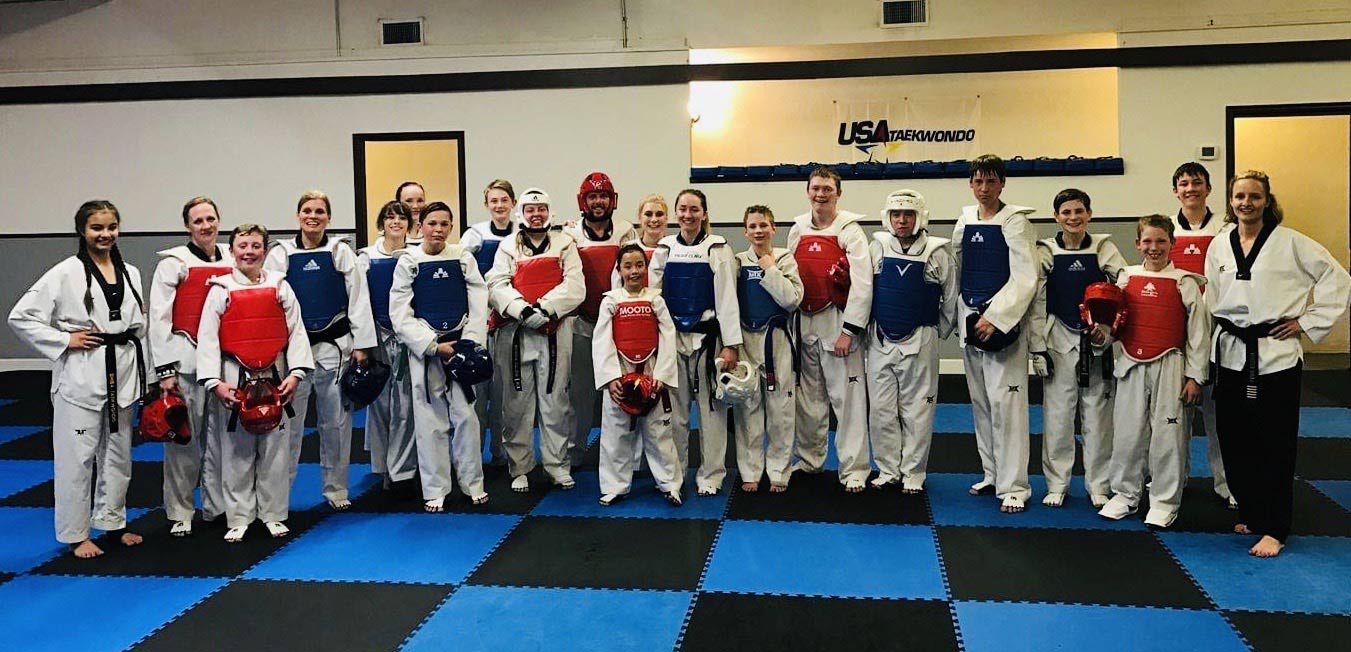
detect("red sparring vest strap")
(612, 300), (659, 364)
(577, 245), (619, 322)
(1119, 274), (1186, 362)
(219, 286), (290, 371)
(172, 266), (232, 344)
(1169, 234), (1212, 275)
(795, 234), (846, 313)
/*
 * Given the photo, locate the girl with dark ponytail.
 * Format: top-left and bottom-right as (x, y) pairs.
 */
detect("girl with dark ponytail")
(9, 200), (148, 558)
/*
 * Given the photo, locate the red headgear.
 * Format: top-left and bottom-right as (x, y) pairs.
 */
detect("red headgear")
(577, 172), (618, 213)
(1080, 282), (1127, 333)
(237, 379), (285, 435)
(138, 388), (191, 444)
(827, 255), (851, 309)
(616, 372), (660, 417)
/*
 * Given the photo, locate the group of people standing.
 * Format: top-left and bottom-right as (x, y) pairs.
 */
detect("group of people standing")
(9, 157), (1348, 560)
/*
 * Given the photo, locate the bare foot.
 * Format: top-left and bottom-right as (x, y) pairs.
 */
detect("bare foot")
(769, 484), (788, 493)
(71, 539), (104, 558)
(471, 494), (489, 505)
(1233, 523), (1251, 535)
(119, 532), (143, 547)
(1249, 535), (1284, 558)
(741, 482), (759, 493)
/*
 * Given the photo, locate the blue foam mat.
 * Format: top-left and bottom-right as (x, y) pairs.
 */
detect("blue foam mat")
(1297, 406), (1351, 438)
(0, 425), (44, 445)
(934, 403), (1044, 434)
(0, 460), (52, 499)
(1311, 480), (1351, 513)
(0, 506), (148, 573)
(531, 470), (728, 519)
(954, 601), (1246, 652)
(926, 474), (1145, 530)
(1158, 531), (1351, 614)
(289, 463), (379, 511)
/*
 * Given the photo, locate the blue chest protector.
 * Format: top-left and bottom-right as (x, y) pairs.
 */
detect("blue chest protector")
(959, 224), (1010, 308)
(365, 257), (397, 330)
(473, 239), (502, 277)
(662, 244), (716, 332)
(1046, 249), (1105, 331)
(873, 256), (941, 341)
(287, 250), (348, 332)
(412, 259), (469, 333)
(738, 265), (789, 331)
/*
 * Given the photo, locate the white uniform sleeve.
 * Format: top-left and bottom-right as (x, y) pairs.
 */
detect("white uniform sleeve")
(983, 211), (1039, 333)
(537, 241), (586, 319)
(933, 244), (960, 340)
(591, 294), (622, 389)
(390, 256), (438, 357)
(148, 257), (184, 371)
(461, 249), (490, 346)
(710, 242), (743, 347)
(1291, 231), (1351, 343)
(264, 245), (288, 274)
(760, 251), (804, 311)
(840, 223), (873, 335)
(1099, 240), (1128, 283)
(648, 244), (670, 290)
(1028, 242), (1053, 353)
(7, 265), (73, 361)
(195, 285), (227, 387)
(338, 244), (377, 350)
(461, 227), (483, 254)
(1180, 274), (1212, 384)
(278, 280), (315, 376)
(651, 295), (679, 388)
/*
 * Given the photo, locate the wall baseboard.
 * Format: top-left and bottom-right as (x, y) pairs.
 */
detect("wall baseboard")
(0, 358), (52, 372)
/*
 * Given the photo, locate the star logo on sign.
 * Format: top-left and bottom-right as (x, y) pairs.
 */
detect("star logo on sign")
(1007, 385), (1020, 393)
(1166, 417), (1179, 424)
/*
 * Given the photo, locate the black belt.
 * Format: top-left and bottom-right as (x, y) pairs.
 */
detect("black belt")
(688, 320), (722, 411)
(1215, 317), (1281, 400)
(1077, 330), (1114, 389)
(98, 330), (146, 431)
(761, 316), (798, 392)
(306, 316), (351, 346)
(511, 324), (558, 394)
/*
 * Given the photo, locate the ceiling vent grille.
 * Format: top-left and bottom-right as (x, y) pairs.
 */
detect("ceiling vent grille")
(880, 0), (928, 27)
(380, 19), (424, 46)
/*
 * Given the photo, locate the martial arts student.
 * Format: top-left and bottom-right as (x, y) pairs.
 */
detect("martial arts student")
(389, 202), (490, 510)
(148, 197), (234, 536)
(356, 201), (417, 491)
(9, 200), (147, 557)
(197, 224), (313, 542)
(952, 155), (1038, 512)
(462, 179), (517, 467)
(593, 244), (683, 505)
(566, 172), (638, 467)
(1207, 171), (1350, 557)
(265, 190), (377, 511)
(867, 190), (957, 494)
(633, 194), (670, 262)
(649, 189), (743, 496)
(787, 166), (873, 492)
(733, 205), (803, 492)
(1099, 215), (1211, 529)
(397, 180), (427, 229)
(1169, 162), (1234, 508)
(486, 188), (586, 492)
(1028, 189), (1127, 508)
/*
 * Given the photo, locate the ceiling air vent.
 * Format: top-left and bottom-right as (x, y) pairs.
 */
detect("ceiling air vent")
(880, 0), (927, 27)
(380, 18), (424, 46)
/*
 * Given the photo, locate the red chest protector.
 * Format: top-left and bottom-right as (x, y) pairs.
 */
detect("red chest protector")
(219, 286), (290, 371)
(577, 245), (619, 322)
(1119, 274), (1186, 362)
(795, 234), (845, 313)
(612, 300), (659, 364)
(173, 265), (232, 343)
(1169, 234), (1212, 275)
(514, 255), (564, 304)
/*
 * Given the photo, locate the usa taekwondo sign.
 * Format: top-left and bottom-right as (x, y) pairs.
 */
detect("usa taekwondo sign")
(835, 96), (982, 162)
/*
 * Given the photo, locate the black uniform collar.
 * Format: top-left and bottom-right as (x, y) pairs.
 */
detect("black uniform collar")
(489, 221), (513, 237)
(294, 233), (329, 250)
(1055, 232), (1093, 251)
(186, 241), (220, 262)
(1230, 221), (1276, 281)
(676, 230), (708, 247)
(581, 218), (614, 241)
(1176, 208), (1214, 231)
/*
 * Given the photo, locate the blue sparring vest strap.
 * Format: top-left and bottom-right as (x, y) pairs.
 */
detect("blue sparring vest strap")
(412, 259), (469, 333)
(473, 239), (502, 277)
(737, 265), (789, 331)
(873, 256), (941, 341)
(287, 250), (348, 333)
(366, 257), (398, 330)
(662, 243), (716, 332)
(959, 223), (1010, 308)
(1046, 248), (1105, 331)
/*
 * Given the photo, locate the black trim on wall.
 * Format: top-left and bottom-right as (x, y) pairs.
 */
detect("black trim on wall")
(1, 39), (1348, 105)
(0, 228), (356, 240)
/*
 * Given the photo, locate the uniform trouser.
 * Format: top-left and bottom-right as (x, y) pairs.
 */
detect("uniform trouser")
(672, 344), (730, 492)
(568, 319), (600, 465)
(1108, 352), (1189, 515)
(496, 321), (575, 482)
(733, 329), (796, 486)
(408, 352), (486, 500)
(1188, 385), (1231, 498)
(1215, 364), (1300, 543)
(1042, 345), (1114, 497)
(162, 373), (224, 522)
(214, 396), (293, 529)
(598, 393), (682, 496)
(795, 339), (871, 485)
(867, 336), (939, 488)
(52, 400), (133, 544)
(964, 333), (1032, 501)
(287, 359), (352, 503)
(475, 332), (505, 463)
(366, 332), (417, 482)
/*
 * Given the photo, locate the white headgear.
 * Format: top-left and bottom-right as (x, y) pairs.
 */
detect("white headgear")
(715, 360), (760, 406)
(881, 189), (928, 235)
(515, 187), (553, 231)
